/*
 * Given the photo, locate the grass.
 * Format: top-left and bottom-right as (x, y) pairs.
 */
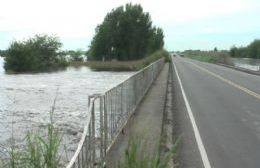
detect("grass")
(70, 49), (170, 71)
(2, 90), (63, 168)
(183, 50), (231, 64)
(118, 137), (180, 168)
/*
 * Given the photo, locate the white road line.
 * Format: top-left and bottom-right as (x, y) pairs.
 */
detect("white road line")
(188, 61), (260, 100)
(172, 59), (212, 168)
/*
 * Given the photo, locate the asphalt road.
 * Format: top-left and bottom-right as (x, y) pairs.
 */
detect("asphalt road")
(172, 56), (260, 168)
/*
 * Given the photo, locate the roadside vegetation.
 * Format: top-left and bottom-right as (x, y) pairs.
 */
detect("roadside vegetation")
(230, 39), (260, 59)
(4, 34), (67, 73)
(182, 39), (260, 64)
(182, 50), (231, 64)
(1, 95), (63, 168)
(118, 138), (179, 168)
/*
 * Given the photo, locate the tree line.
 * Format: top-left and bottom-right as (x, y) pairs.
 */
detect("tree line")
(87, 3), (164, 61)
(4, 3), (165, 72)
(230, 39), (260, 59)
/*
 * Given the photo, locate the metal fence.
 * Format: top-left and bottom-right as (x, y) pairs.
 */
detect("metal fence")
(66, 58), (165, 168)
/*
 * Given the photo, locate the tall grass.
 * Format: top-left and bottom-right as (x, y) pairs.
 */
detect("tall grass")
(80, 49), (170, 71)
(183, 50), (231, 64)
(118, 137), (180, 168)
(4, 90), (62, 168)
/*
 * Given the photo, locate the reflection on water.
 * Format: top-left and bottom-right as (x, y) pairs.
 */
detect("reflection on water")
(0, 57), (134, 164)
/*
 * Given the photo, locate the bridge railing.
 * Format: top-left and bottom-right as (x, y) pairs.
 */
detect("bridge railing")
(66, 58), (165, 168)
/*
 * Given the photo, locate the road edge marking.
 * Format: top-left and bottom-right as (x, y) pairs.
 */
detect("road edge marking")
(188, 61), (260, 100)
(172, 60), (212, 168)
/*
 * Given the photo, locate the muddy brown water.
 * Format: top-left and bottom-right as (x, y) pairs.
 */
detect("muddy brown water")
(0, 57), (134, 165)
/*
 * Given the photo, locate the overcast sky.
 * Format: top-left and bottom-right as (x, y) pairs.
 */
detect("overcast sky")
(1, 0), (260, 51)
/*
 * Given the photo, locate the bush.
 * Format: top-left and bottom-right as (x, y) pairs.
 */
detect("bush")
(4, 34), (67, 73)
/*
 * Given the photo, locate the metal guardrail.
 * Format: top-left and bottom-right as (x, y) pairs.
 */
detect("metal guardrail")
(66, 58), (165, 168)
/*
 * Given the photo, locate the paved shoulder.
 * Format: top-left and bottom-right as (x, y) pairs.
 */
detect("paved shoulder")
(171, 59), (204, 168)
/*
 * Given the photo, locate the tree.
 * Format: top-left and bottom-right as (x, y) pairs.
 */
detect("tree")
(230, 46), (237, 57)
(248, 39), (260, 59)
(69, 49), (85, 62)
(0, 50), (6, 57)
(4, 34), (67, 72)
(229, 39), (260, 59)
(88, 3), (164, 61)
(148, 27), (164, 54)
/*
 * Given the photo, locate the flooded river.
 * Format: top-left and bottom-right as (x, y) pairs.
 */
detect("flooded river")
(229, 57), (260, 71)
(0, 57), (134, 165)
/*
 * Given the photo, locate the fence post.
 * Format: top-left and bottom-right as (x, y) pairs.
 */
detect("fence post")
(99, 96), (104, 162)
(104, 94), (108, 154)
(91, 101), (96, 167)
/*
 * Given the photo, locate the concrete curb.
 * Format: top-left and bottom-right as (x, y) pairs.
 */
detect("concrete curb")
(160, 65), (176, 168)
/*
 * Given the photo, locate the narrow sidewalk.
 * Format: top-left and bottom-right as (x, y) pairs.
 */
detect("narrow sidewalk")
(105, 63), (169, 167)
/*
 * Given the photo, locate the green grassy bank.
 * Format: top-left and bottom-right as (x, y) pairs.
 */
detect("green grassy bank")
(182, 50), (231, 64)
(70, 50), (170, 71)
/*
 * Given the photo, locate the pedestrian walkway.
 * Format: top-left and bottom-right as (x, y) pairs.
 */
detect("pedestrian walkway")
(105, 63), (169, 167)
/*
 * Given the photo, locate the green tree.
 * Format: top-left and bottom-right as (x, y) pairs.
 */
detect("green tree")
(69, 49), (85, 62)
(4, 34), (67, 72)
(230, 46), (237, 57)
(148, 27), (164, 54)
(88, 3), (164, 61)
(229, 39), (260, 59)
(248, 39), (260, 59)
(0, 50), (5, 57)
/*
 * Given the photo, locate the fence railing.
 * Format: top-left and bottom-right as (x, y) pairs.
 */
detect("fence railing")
(66, 58), (165, 168)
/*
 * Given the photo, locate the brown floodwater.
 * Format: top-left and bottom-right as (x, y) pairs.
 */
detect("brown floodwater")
(0, 57), (134, 165)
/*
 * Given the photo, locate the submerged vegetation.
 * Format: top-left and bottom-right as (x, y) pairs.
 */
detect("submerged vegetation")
(4, 34), (67, 73)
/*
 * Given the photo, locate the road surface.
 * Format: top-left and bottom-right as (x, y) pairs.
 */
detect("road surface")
(172, 56), (260, 168)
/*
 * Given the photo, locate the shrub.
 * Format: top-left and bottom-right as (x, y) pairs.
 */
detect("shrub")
(4, 34), (67, 73)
